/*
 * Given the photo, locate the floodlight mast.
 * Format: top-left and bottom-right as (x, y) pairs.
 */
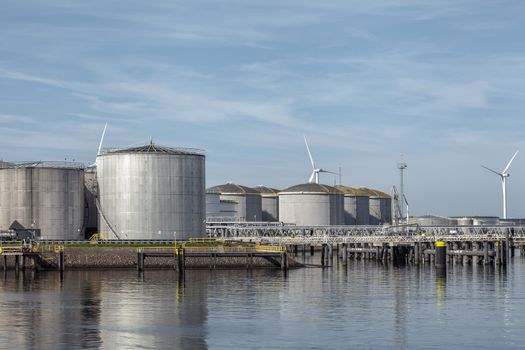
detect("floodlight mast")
(397, 159), (407, 222)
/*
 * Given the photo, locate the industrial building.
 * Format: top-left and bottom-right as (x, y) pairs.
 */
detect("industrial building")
(359, 188), (392, 225)
(206, 183), (262, 221)
(278, 183), (344, 226)
(96, 142), (206, 240)
(335, 185), (370, 225)
(0, 161), (85, 240)
(253, 186), (279, 222)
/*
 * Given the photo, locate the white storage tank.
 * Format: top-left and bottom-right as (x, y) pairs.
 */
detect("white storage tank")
(335, 185), (370, 225)
(278, 183), (343, 226)
(411, 215), (456, 226)
(206, 183), (262, 221)
(96, 142), (206, 240)
(472, 216), (500, 226)
(254, 186), (279, 222)
(456, 217), (474, 226)
(0, 162), (85, 240)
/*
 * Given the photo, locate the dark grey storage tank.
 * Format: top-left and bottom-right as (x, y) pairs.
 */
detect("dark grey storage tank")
(253, 186), (279, 222)
(335, 185), (370, 225)
(360, 188), (392, 225)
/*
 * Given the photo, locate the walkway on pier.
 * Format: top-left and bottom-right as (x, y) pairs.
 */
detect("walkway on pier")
(136, 244), (290, 272)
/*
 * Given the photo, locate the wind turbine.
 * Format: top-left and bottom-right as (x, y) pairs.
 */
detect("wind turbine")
(303, 135), (337, 184)
(481, 150), (519, 219)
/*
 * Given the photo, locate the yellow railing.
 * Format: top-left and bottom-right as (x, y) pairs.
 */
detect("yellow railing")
(137, 245), (286, 254)
(255, 244), (286, 253)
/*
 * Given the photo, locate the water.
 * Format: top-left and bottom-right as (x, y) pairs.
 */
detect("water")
(0, 255), (524, 349)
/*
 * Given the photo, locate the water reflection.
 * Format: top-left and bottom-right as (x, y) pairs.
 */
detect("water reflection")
(0, 258), (523, 349)
(0, 270), (208, 349)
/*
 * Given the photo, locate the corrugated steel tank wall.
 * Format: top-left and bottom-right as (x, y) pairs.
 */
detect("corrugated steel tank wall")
(96, 152), (205, 240)
(279, 193), (344, 226)
(217, 194), (262, 221)
(369, 198), (381, 225)
(0, 167), (84, 239)
(343, 196), (370, 225)
(261, 196), (279, 222)
(205, 193), (221, 218)
(356, 196), (370, 225)
(381, 198), (392, 224)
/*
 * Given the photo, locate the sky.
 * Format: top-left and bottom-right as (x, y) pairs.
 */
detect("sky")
(1, 0), (525, 217)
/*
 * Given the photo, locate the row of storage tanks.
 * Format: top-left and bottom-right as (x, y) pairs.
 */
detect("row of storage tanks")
(0, 143), (206, 240)
(206, 182), (392, 226)
(1, 140), (508, 241)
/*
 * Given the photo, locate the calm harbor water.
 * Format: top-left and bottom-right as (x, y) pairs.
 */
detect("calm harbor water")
(0, 255), (524, 349)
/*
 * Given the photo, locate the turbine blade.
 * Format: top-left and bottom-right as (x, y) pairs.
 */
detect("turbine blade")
(97, 122), (108, 156)
(481, 164), (501, 176)
(308, 171), (316, 183)
(303, 135), (316, 169)
(319, 169), (338, 175)
(502, 150), (519, 174)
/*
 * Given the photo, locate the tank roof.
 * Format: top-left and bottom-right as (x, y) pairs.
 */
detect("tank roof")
(0, 161), (85, 170)
(280, 183), (342, 194)
(253, 185), (280, 196)
(101, 141), (205, 157)
(335, 185), (370, 197)
(358, 188), (391, 198)
(207, 183), (259, 195)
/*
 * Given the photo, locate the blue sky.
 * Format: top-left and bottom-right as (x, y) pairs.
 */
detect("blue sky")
(1, 0), (525, 217)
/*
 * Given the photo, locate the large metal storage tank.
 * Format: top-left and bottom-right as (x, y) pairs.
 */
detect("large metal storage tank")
(360, 188), (392, 225)
(335, 185), (370, 225)
(279, 183), (343, 226)
(0, 162), (85, 240)
(96, 143), (206, 240)
(206, 183), (262, 221)
(254, 186), (279, 222)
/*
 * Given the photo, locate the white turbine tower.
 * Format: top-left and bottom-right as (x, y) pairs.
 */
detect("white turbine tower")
(303, 135), (337, 184)
(481, 150), (519, 219)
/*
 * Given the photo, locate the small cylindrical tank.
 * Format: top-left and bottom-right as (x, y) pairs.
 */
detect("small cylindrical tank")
(0, 162), (85, 240)
(206, 183), (262, 221)
(278, 183), (343, 226)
